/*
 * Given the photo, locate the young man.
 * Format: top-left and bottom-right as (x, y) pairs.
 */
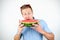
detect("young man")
(14, 4), (54, 40)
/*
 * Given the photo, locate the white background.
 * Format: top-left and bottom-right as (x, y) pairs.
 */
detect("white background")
(0, 0), (60, 40)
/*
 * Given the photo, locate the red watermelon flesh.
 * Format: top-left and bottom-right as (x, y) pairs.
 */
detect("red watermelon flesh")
(22, 19), (38, 23)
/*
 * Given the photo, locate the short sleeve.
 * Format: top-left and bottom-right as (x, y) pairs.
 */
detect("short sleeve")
(20, 36), (23, 40)
(39, 19), (52, 33)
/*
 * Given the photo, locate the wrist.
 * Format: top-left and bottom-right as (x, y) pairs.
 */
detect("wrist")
(17, 31), (22, 35)
(41, 31), (46, 35)
(39, 29), (45, 34)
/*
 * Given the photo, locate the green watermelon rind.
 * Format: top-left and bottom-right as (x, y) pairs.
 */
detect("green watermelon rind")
(21, 22), (38, 27)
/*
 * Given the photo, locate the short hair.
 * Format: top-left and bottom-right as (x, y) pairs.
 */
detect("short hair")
(20, 4), (33, 11)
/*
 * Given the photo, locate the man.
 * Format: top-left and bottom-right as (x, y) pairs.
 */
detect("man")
(14, 4), (54, 40)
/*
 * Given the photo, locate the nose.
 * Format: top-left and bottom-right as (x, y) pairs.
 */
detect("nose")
(25, 13), (31, 19)
(26, 14), (30, 17)
(26, 16), (30, 19)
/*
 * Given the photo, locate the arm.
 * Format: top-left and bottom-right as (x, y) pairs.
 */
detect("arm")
(32, 25), (54, 40)
(38, 28), (54, 40)
(14, 20), (24, 40)
(14, 32), (21, 40)
(32, 20), (54, 40)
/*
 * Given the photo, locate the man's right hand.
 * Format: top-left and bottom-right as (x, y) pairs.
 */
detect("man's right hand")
(17, 20), (25, 34)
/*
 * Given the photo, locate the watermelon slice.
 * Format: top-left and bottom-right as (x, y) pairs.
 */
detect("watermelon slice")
(21, 19), (38, 27)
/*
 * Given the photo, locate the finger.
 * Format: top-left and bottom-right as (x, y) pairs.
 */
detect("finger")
(19, 20), (23, 25)
(31, 27), (36, 30)
(19, 24), (24, 28)
(19, 20), (22, 23)
(32, 23), (35, 26)
(32, 23), (38, 27)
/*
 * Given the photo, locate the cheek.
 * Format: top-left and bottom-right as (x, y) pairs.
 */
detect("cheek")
(22, 15), (25, 17)
(22, 15), (27, 18)
(29, 14), (33, 16)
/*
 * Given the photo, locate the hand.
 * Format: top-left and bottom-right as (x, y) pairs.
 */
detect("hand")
(17, 20), (25, 34)
(31, 20), (44, 33)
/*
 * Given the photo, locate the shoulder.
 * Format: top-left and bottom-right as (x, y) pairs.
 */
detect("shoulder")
(36, 19), (47, 27)
(36, 19), (46, 24)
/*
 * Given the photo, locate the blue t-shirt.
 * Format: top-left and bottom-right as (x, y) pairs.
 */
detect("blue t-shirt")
(20, 19), (52, 40)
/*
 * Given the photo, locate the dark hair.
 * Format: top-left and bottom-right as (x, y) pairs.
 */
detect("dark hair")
(20, 4), (33, 12)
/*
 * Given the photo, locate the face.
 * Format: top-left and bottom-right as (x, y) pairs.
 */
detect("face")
(21, 8), (33, 20)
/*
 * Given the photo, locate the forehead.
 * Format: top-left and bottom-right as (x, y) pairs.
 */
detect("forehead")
(21, 8), (32, 13)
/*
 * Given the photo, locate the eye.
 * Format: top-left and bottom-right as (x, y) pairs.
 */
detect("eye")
(23, 13), (26, 15)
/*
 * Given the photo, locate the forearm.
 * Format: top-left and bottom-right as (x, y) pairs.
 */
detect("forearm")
(14, 20), (24, 40)
(14, 32), (21, 40)
(40, 30), (54, 40)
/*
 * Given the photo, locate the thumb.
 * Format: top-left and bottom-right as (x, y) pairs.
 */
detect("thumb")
(32, 23), (35, 26)
(19, 19), (22, 23)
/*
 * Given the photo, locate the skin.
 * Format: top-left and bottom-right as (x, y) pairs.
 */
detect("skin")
(14, 8), (54, 40)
